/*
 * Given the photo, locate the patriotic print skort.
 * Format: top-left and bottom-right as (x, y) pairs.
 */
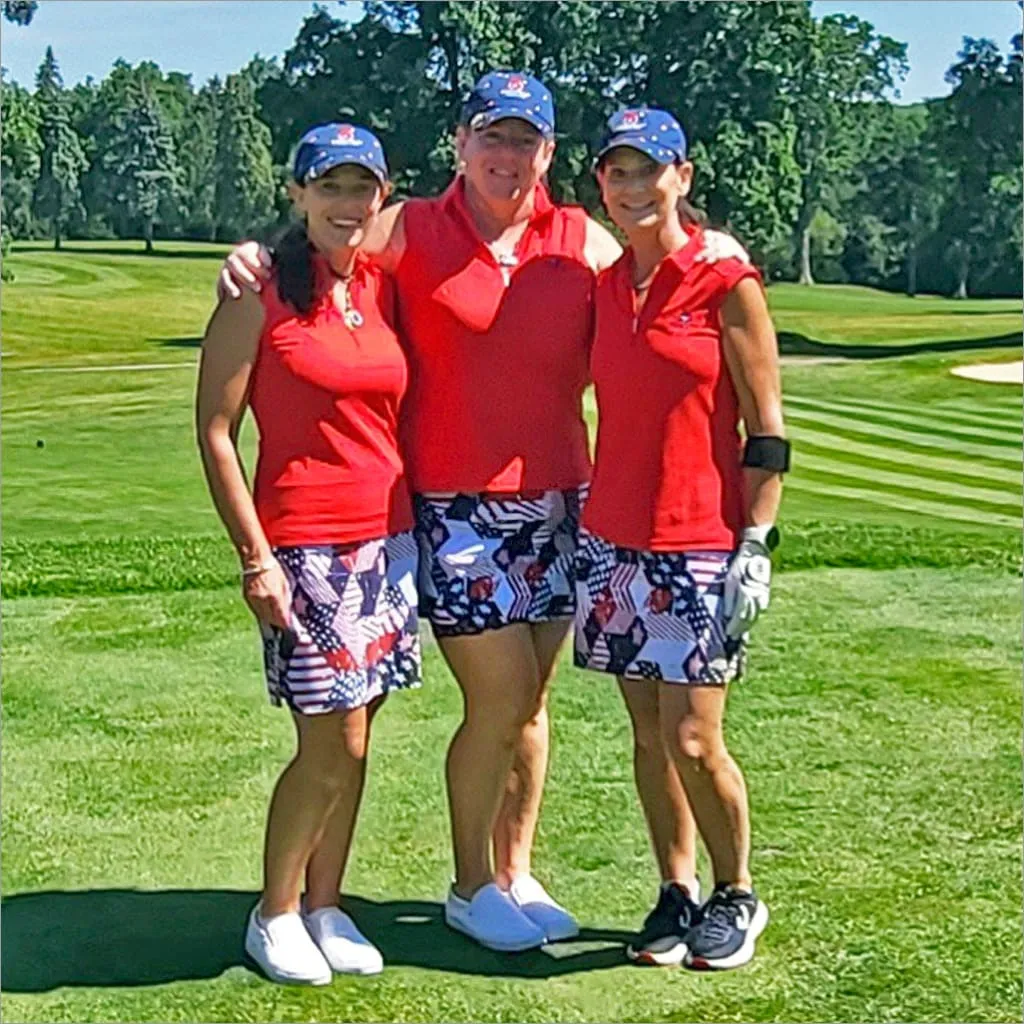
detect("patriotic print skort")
(413, 488), (586, 637)
(259, 532), (421, 715)
(573, 530), (745, 685)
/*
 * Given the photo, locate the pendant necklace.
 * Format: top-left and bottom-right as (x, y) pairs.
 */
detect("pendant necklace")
(335, 276), (364, 329)
(493, 249), (519, 287)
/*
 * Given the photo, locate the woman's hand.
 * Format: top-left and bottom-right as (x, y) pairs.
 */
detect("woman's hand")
(217, 242), (273, 300)
(242, 561), (292, 629)
(697, 230), (750, 265)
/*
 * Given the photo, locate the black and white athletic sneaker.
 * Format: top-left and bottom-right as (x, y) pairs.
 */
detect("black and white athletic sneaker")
(683, 884), (768, 971)
(626, 881), (701, 966)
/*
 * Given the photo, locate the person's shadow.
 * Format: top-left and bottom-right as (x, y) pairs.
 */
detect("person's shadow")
(1, 889), (634, 991)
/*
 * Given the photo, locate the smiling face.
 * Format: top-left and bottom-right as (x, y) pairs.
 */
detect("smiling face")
(289, 164), (390, 255)
(597, 147), (694, 235)
(456, 118), (555, 206)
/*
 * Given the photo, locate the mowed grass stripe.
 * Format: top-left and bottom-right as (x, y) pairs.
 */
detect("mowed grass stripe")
(784, 407), (1021, 466)
(931, 404), (1024, 431)
(786, 394), (1022, 440)
(787, 471), (1021, 529)
(794, 451), (1022, 510)
(786, 395), (1021, 448)
(942, 396), (1023, 418)
(788, 426), (1022, 489)
(793, 464), (1016, 518)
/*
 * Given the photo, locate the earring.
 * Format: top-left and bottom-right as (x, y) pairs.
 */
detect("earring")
(457, 159), (467, 174)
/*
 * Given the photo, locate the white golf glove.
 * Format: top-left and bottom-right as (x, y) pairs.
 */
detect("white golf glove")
(723, 525), (775, 639)
(696, 229), (750, 266)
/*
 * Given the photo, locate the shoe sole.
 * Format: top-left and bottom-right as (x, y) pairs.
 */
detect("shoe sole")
(684, 902), (769, 972)
(543, 925), (581, 943)
(242, 949), (332, 986)
(626, 940), (688, 967)
(444, 912), (546, 952)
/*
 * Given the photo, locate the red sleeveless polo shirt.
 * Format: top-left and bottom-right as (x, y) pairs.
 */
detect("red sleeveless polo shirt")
(583, 227), (762, 552)
(249, 252), (413, 547)
(393, 179), (594, 493)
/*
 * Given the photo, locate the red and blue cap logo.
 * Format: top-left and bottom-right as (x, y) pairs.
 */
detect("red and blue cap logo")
(462, 70), (555, 139)
(293, 122), (389, 184)
(597, 107), (687, 164)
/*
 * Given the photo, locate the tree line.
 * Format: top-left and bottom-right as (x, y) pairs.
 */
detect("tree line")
(2, 0), (1020, 297)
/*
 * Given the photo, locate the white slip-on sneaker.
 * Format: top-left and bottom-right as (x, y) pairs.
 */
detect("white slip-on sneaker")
(508, 875), (580, 942)
(302, 906), (384, 976)
(244, 905), (332, 985)
(444, 882), (546, 952)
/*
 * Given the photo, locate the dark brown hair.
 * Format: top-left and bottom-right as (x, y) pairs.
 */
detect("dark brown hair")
(269, 221), (317, 318)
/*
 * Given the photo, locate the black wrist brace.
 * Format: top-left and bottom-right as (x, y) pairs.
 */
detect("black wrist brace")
(742, 436), (791, 473)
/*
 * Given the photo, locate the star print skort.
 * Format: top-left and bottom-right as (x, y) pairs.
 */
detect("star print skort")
(259, 532), (421, 715)
(573, 530), (745, 685)
(413, 488), (585, 637)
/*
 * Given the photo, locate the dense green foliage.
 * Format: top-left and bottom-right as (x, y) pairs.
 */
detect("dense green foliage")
(1, 1), (1020, 294)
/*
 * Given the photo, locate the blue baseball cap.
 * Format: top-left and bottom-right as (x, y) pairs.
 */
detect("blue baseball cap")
(292, 123), (389, 185)
(461, 71), (555, 139)
(597, 108), (687, 164)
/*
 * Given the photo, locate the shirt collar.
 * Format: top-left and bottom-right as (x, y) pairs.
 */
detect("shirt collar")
(611, 225), (705, 312)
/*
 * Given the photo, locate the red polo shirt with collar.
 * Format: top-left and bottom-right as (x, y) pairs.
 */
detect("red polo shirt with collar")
(250, 252), (413, 547)
(393, 178), (594, 493)
(582, 227), (762, 552)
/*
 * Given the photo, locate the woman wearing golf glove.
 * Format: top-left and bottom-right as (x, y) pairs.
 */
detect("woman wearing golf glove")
(575, 108), (788, 972)
(723, 523), (778, 639)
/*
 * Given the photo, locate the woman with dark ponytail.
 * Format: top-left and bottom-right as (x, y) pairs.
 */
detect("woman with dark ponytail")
(196, 124), (419, 985)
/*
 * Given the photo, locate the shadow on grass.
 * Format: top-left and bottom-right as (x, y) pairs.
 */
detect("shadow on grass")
(778, 330), (1021, 360)
(155, 336), (204, 348)
(14, 244), (229, 260)
(1, 888), (633, 991)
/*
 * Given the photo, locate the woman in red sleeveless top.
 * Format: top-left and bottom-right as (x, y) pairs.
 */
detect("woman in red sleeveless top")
(577, 109), (788, 972)
(197, 125), (419, 984)
(217, 74), (748, 954)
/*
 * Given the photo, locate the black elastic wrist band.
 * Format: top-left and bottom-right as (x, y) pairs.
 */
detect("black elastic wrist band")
(743, 435), (791, 472)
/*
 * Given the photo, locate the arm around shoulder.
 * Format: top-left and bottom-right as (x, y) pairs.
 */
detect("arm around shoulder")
(583, 216), (623, 273)
(365, 200), (407, 274)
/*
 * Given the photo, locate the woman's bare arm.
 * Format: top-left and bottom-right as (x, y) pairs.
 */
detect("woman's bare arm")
(195, 291), (290, 627)
(720, 278), (786, 529)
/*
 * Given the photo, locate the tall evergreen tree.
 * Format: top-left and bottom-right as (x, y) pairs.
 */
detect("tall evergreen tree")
(213, 74), (276, 242)
(105, 79), (181, 252)
(33, 47), (86, 250)
(1, 69), (42, 238)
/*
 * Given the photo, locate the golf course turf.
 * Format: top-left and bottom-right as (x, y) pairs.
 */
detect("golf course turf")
(2, 242), (1020, 1023)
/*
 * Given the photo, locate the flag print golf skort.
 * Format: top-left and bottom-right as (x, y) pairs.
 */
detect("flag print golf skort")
(573, 530), (745, 685)
(259, 532), (421, 714)
(413, 488), (586, 637)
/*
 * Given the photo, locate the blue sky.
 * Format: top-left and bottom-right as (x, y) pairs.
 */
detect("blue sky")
(1, 0), (1020, 101)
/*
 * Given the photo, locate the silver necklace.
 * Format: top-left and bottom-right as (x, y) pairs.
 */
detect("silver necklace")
(336, 278), (363, 329)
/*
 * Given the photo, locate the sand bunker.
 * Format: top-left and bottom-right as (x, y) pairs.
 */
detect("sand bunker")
(950, 360), (1023, 384)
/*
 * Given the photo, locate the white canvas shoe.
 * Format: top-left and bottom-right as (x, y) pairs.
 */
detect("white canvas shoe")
(244, 906), (332, 986)
(302, 906), (384, 976)
(508, 875), (580, 942)
(444, 882), (546, 952)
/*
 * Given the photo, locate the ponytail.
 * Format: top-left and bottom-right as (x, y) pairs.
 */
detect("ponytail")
(677, 196), (708, 228)
(269, 221), (316, 317)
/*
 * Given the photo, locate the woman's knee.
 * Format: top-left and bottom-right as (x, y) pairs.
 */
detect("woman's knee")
(295, 710), (370, 784)
(463, 680), (540, 745)
(661, 706), (726, 771)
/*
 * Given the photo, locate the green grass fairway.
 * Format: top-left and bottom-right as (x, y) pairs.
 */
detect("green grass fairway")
(2, 243), (1021, 1022)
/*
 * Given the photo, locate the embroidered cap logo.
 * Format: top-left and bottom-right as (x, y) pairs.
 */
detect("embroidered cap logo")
(500, 74), (531, 99)
(333, 125), (360, 147)
(620, 109), (644, 129)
